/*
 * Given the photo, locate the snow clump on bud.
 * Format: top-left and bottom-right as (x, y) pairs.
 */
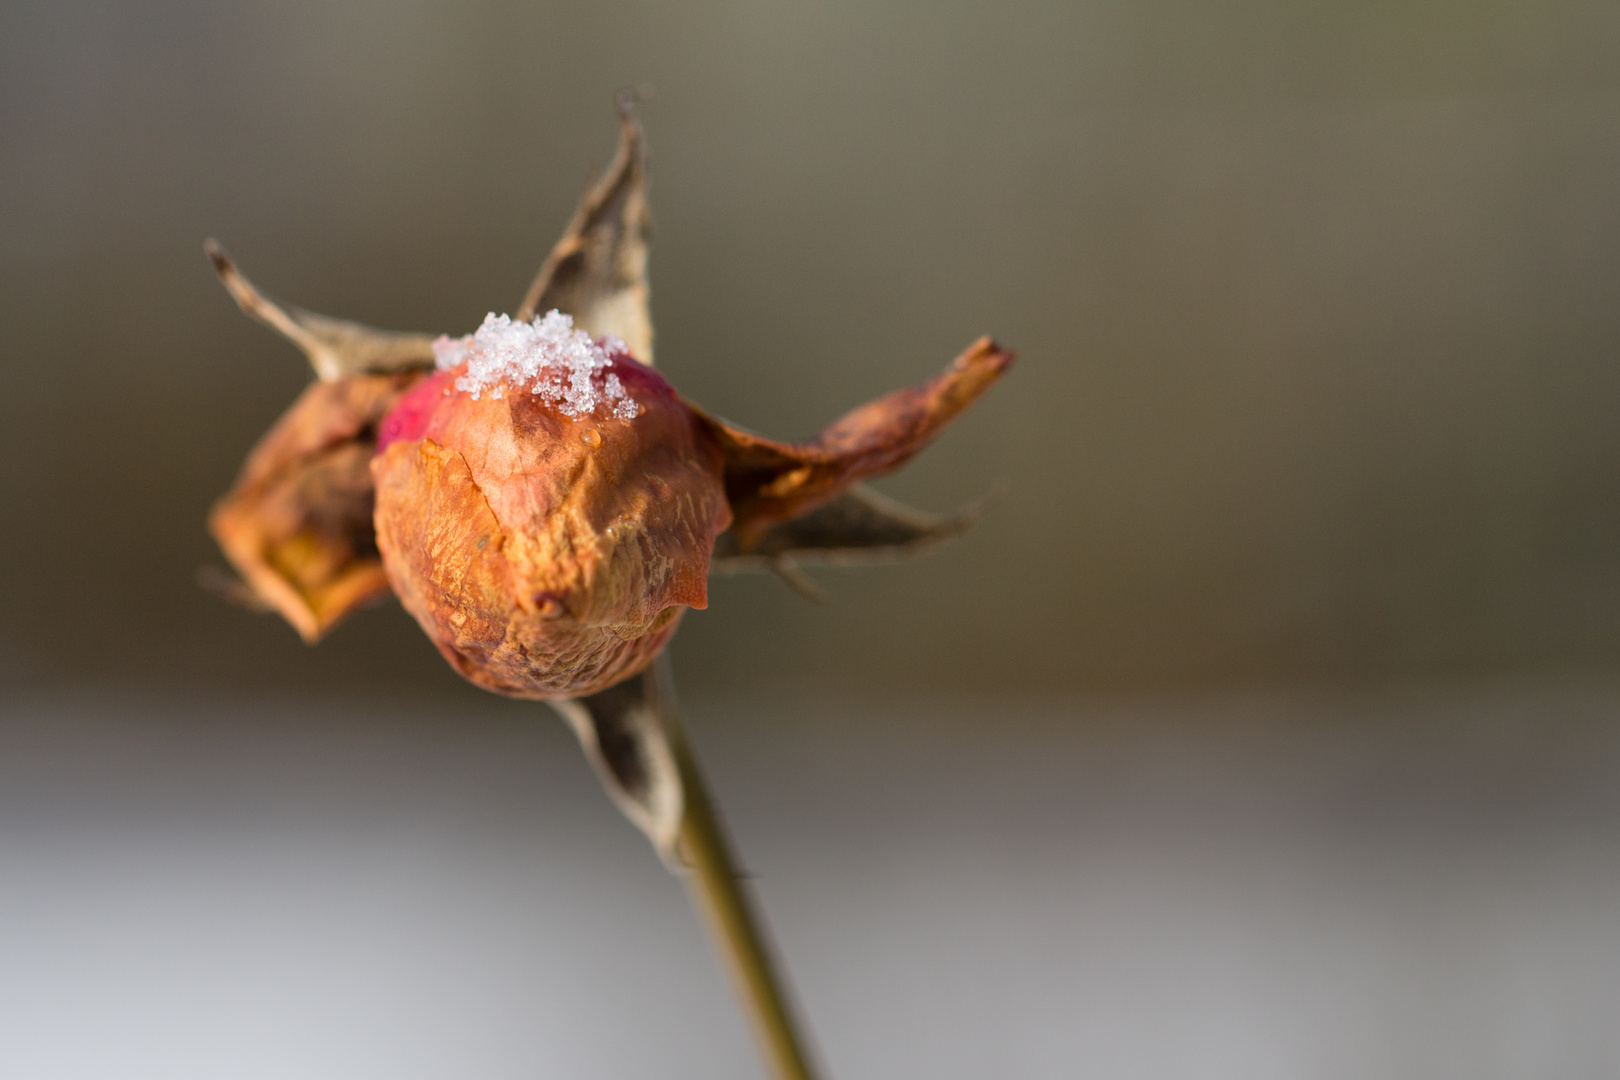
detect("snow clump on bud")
(435, 309), (640, 421)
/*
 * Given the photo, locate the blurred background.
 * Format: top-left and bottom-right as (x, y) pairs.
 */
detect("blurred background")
(4, 2), (1620, 1077)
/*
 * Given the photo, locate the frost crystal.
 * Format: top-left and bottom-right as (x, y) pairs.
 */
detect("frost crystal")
(433, 310), (640, 421)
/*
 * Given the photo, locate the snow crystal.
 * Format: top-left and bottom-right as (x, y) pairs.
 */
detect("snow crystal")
(433, 310), (640, 421)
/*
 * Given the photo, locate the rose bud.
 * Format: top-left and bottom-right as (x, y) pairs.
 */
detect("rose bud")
(368, 310), (1010, 700)
(207, 103), (1012, 701)
(371, 312), (731, 699)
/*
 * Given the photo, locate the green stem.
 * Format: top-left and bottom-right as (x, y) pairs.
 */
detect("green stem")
(671, 730), (823, 1080)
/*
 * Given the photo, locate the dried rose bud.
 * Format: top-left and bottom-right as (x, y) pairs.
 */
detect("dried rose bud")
(371, 313), (730, 699)
(367, 311), (1009, 699)
(206, 104), (1012, 701)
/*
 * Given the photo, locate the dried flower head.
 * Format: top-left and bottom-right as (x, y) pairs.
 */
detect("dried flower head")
(372, 341), (726, 698)
(207, 103), (1012, 699)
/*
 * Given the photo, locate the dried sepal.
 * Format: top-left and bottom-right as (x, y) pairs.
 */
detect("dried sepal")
(693, 336), (1014, 549)
(209, 372), (420, 641)
(549, 660), (684, 857)
(206, 241), (436, 382)
(516, 94), (654, 365)
(710, 482), (997, 570)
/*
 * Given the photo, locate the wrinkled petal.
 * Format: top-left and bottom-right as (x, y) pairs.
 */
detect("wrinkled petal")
(371, 358), (730, 699)
(516, 94), (654, 365)
(691, 336), (1014, 549)
(209, 372), (421, 641)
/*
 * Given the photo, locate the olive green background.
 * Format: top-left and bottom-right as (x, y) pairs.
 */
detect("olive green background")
(6, 1), (1620, 700)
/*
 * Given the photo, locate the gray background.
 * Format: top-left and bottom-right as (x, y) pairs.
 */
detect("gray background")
(4, 2), (1620, 1077)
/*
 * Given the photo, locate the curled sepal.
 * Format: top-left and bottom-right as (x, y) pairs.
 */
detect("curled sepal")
(711, 482), (998, 587)
(693, 336), (1014, 550)
(206, 241), (436, 382)
(549, 659), (684, 858)
(516, 94), (654, 365)
(209, 372), (421, 642)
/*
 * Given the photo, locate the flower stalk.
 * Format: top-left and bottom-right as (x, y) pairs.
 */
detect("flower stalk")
(553, 660), (821, 1079)
(670, 711), (823, 1080)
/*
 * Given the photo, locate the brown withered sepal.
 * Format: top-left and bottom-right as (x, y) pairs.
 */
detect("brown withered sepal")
(209, 371), (421, 642)
(693, 336), (1014, 550)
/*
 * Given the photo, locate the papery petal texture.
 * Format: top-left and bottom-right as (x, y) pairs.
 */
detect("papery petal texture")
(372, 359), (730, 699)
